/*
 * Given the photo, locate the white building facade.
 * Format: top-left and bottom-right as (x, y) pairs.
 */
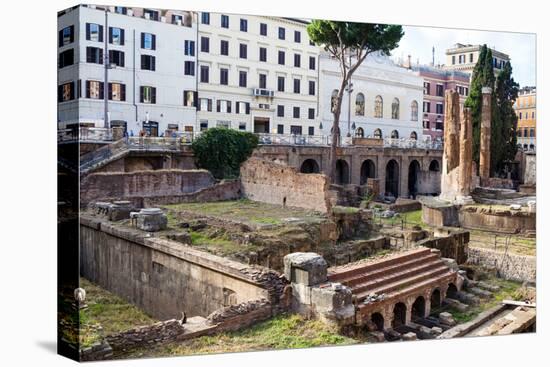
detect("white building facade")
(319, 52), (424, 140)
(196, 14), (321, 135)
(57, 5), (197, 135)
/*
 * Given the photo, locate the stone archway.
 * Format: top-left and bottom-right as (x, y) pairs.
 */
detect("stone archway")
(371, 312), (385, 331)
(392, 302), (407, 328)
(429, 159), (440, 172)
(385, 159), (399, 198)
(335, 159), (350, 185)
(446, 283), (458, 299)
(411, 296), (426, 320)
(407, 159), (421, 199)
(360, 159), (376, 185)
(300, 159), (320, 174)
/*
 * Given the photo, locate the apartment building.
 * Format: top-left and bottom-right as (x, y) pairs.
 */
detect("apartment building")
(320, 52), (424, 140)
(195, 13), (320, 134)
(57, 4), (197, 135)
(443, 43), (510, 78)
(514, 86), (536, 151)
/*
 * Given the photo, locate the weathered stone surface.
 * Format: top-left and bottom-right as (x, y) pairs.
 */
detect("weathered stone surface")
(283, 252), (328, 286)
(439, 312), (456, 326)
(440, 90), (461, 202)
(469, 287), (493, 299)
(458, 107), (474, 197)
(431, 326), (443, 335)
(369, 331), (386, 342)
(136, 208), (168, 232)
(402, 332), (418, 341)
(479, 87), (492, 180)
(444, 298), (469, 312)
(467, 247), (536, 283)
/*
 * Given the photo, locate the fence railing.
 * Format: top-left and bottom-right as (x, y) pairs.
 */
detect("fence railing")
(79, 139), (128, 172)
(58, 127), (114, 143)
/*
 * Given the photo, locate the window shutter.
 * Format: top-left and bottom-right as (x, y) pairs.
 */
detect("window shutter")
(120, 29), (125, 45)
(99, 82), (104, 100)
(99, 49), (103, 64)
(108, 27), (113, 44)
(216, 100), (221, 112)
(227, 101), (231, 113)
(151, 88), (156, 104)
(57, 85), (62, 102)
(152, 34), (156, 50)
(58, 30), (63, 47)
(69, 82), (75, 100)
(86, 47), (91, 63)
(86, 23), (91, 40)
(108, 83), (113, 100)
(121, 84), (126, 101)
(139, 86), (144, 103)
(98, 25), (104, 42)
(152, 56), (156, 71)
(77, 79), (81, 98)
(208, 99), (212, 112)
(69, 25), (74, 43)
(85, 81), (90, 98)
(120, 52), (125, 67)
(183, 91), (188, 106)
(140, 33), (145, 48)
(236, 102), (240, 114)
(193, 92), (198, 107)
(246, 103), (250, 114)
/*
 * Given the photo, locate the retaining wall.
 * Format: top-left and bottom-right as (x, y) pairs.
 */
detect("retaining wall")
(467, 247), (536, 283)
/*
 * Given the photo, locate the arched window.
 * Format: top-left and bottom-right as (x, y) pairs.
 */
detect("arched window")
(391, 98), (400, 119)
(391, 130), (399, 139)
(410, 100), (418, 121)
(529, 144), (535, 150)
(517, 129), (522, 137)
(355, 93), (365, 116)
(374, 95), (383, 118)
(374, 128), (382, 139)
(410, 131), (417, 140)
(355, 127), (364, 137)
(331, 90), (339, 113)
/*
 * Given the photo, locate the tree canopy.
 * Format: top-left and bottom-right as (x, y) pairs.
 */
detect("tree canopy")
(191, 128), (258, 179)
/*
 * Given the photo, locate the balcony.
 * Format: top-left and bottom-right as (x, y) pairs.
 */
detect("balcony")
(252, 88), (274, 98)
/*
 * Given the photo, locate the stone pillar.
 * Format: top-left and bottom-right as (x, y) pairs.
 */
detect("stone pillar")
(457, 107), (474, 203)
(479, 87), (492, 180)
(439, 90), (460, 201)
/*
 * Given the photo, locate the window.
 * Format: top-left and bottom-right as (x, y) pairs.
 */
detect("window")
(291, 125), (302, 135)
(236, 102), (250, 114)
(355, 127), (364, 138)
(183, 90), (196, 107)
(294, 53), (301, 67)
(423, 82), (430, 95)
(109, 83), (126, 101)
(220, 68), (229, 85)
(86, 80), (104, 99)
(470, 53), (474, 63)
(277, 105), (284, 117)
(423, 101), (431, 113)
(259, 74), (267, 89)
(278, 50), (285, 65)
(277, 76), (285, 92)
(308, 108), (315, 119)
(465, 87), (469, 96)
(172, 14), (183, 25)
(58, 81), (75, 102)
(532, 111), (535, 119)
(86, 47), (103, 64)
(277, 124), (284, 134)
(239, 122), (247, 130)
(423, 120), (430, 129)
(239, 43), (247, 59)
(109, 50), (124, 67)
(59, 49), (74, 68)
(201, 12), (210, 24)
(184, 40), (195, 56)
(391, 98), (399, 119)
(436, 84), (444, 97)
(331, 90), (338, 113)
(200, 121), (209, 130)
(220, 40), (229, 56)
(109, 27), (124, 45)
(200, 65), (209, 83)
(240, 18), (248, 32)
(259, 47), (267, 62)
(184, 61), (195, 76)
(143, 9), (159, 21)
(141, 55), (155, 71)
(294, 30), (301, 43)
(114, 6), (127, 14)
(293, 79), (300, 94)
(374, 95), (383, 118)
(141, 33), (156, 50)
(308, 80), (315, 96)
(411, 100), (418, 121)
(436, 103), (444, 114)
(140, 86), (156, 103)
(452, 55), (456, 64)
(293, 107), (300, 118)
(221, 14), (229, 28)
(59, 25), (74, 46)
(260, 23), (267, 36)
(517, 129), (522, 137)
(374, 128), (382, 139)
(278, 27), (285, 40)
(201, 36), (210, 52)
(355, 93), (365, 116)
(410, 131), (418, 140)
(239, 71), (247, 87)
(199, 98), (212, 111)
(216, 100), (232, 113)
(391, 130), (399, 138)
(519, 112), (522, 119)
(530, 128), (535, 137)
(308, 126), (315, 136)
(309, 56), (316, 70)
(86, 23), (103, 42)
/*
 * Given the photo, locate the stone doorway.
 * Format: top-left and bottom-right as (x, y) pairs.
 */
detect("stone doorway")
(385, 159), (399, 198)
(408, 159), (420, 198)
(360, 159), (376, 185)
(253, 117), (270, 133)
(392, 302), (407, 328)
(335, 159), (350, 185)
(411, 296), (426, 320)
(300, 159), (320, 174)
(371, 312), (385, 331)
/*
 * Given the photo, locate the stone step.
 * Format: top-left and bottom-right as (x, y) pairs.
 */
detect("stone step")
(355, 266), (451, 302)
(337, 253), (441, 288)
(328, 247), (432, 282)
(349, 259), (445, 295)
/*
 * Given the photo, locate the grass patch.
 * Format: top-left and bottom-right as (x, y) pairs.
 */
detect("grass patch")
(124, 314), (357, 358)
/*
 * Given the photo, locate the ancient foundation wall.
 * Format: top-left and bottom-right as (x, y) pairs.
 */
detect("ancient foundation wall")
(240, 158), (331, 213)
(479, 177), (517, 190)
(80, 169), (216, 205)
(80, 216), (271, 320)
(459, 208), (535, 234)
(416, 229), (469, 264)
(467, 247), (536, 283)
(421, 204), (459, 227)
(418, 171), (441, 195)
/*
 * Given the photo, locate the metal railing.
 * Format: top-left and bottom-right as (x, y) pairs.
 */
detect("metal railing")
(79, 139), (128, 172)
(58, 127), (114, 143)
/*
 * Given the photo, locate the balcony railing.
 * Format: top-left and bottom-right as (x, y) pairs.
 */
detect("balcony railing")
(58, 127), (114, 143)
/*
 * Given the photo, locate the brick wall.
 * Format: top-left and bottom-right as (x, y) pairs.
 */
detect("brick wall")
(467, 247), (536, 283)
(240, 158), (331, 213)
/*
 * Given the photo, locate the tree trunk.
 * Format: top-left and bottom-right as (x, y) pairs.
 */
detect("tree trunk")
(328, 85), (347, 183)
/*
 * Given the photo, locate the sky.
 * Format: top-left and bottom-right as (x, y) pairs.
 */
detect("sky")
(391, 25), (536, 87)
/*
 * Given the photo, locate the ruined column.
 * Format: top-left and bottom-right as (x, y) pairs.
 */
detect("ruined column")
(479, 87), (492, 180)
(439, 90), (460, 202)
(457, 107), (474, 203)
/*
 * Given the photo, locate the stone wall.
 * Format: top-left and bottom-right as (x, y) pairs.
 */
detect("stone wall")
(79, 341), (113, 361)
(480, 177), (517, 190)
(467, 247), (536, 283)
(240, 158), (331, 213)
(421, 203), (459, 227)
(459, 206), (535, 234)
(207, 298), (273, 332)
(80, 169), (216, 205)
(417, 228), (469, 264)
(105, 319), (187, 352)
(80, 216), (275, 319)
(142, 180), (242, 207)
